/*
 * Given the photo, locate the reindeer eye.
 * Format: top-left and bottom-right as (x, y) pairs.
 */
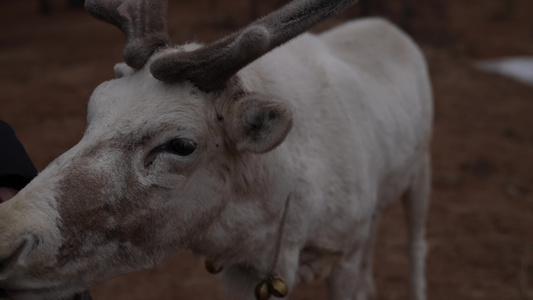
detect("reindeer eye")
(169, 138), (197, 156)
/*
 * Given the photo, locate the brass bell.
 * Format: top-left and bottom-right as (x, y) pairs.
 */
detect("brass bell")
(268, 277), (288, 298)
(255, 280), (271, 300)
(204, 257), (223, 274)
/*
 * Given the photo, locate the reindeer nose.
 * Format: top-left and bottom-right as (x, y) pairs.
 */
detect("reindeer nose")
(0, 234), (39, 279)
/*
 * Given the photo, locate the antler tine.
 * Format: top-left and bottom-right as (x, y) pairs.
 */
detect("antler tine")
(150, 0), (358, 92)
(85, 0), (170, 69)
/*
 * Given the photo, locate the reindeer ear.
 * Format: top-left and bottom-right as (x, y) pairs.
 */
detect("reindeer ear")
(225, 95), (293, 154)
(114, 63), (135, 78)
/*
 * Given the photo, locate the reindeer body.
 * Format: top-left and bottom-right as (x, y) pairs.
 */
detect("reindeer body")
(214, 18), (432, 299)
(0, 1), (431, 299)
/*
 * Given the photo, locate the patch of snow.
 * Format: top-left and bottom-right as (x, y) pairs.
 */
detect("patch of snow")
(476, 56), (533, 86)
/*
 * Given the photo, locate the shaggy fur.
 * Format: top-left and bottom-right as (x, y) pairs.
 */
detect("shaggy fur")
(0, 1), (432, 299)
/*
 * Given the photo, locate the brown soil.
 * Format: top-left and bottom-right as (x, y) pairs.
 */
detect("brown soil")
(0, 0), (532, 299)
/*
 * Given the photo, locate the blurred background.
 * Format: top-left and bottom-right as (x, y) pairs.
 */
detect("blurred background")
(0, 0), (532, 299)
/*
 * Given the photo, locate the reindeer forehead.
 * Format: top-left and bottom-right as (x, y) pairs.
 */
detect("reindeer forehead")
(87, 69), (208, 136)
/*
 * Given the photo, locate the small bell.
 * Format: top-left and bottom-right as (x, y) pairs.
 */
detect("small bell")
(255, 280), (271, 300)
(268, 277), (288, 298)
(204, 257), (223, 274)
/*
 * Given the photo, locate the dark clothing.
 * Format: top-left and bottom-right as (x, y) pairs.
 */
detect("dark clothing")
(0, 120), (38, 299)
(0, 120), (38, 189)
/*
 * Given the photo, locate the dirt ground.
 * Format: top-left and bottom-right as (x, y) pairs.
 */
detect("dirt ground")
(0, 0), (532, 299)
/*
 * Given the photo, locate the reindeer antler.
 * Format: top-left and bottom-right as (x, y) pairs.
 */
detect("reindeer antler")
(85, 0), (170, 69)
(150, 0), (359, 92)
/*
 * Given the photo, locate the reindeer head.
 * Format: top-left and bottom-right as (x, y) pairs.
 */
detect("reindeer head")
(0, 0), (357, 299)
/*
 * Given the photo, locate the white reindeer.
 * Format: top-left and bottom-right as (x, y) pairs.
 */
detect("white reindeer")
(0, 0), (432, 299)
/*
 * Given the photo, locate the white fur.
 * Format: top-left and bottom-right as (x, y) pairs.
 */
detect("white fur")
(0, 18), (432, 300)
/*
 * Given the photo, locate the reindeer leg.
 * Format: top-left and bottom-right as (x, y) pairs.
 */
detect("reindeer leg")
(327, 255), (360, 300)
(326, 220), (374, 300)
(402, 153), (430, 300)
(352, 214), (379, 300)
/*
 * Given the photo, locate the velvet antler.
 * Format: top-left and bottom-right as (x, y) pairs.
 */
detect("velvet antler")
(150, 0), (359, 92)
(85, 0), (170, 69)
